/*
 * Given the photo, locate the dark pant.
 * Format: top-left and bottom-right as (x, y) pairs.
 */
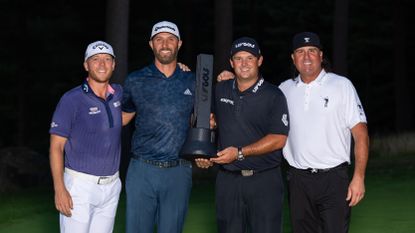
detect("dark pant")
(287, 165), (351, 233)
(215, 167), (284, 233)
(125, 158), (192, 233)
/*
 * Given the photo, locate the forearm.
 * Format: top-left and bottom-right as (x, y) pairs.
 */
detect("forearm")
(351, 123), (369, 179)
(243, 134), (287, 157)
(49, 135), (66, 192)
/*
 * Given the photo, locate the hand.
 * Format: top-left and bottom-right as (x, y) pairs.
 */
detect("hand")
(54, 187), (73, 217)
(195, 158), (214, 169)
(209, 113), (216, 129)
(346, 177), (365, 206)
(217, 70), (235, 82)
(210, 147), (237, 164)
(177, 62), (191, 72)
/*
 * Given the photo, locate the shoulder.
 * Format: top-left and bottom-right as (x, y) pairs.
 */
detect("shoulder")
(215, 79), (233, 92)
(278, 78), (297, 90)
(262, 81), (286, 100)
(125, 66), (152, 82)
(325, 72), (355, 90)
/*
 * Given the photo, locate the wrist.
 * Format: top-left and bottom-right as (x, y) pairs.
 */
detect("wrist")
(236, 147), (245, 161)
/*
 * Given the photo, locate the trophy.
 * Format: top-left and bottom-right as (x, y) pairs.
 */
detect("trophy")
(180, 54), (217, 160)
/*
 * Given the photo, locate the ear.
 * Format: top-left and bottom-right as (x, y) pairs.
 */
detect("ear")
(149, 40), (153, 50)
(83, 61), (89, 72)
(291, 53), (295, 64)
(257, 56), (263, 67)
(178, 40), (183, 50)
(229, 58), (234, 69)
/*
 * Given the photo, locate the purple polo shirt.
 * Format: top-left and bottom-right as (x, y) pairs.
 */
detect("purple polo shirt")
(49, 80), (123, 176)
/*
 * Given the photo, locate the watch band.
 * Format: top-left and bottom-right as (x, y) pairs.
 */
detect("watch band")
(237, 147), (244, 161)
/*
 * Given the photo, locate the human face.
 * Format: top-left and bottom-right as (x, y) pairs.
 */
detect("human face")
(230, 51), (262, 82)
(83, 54), (115, 83)
(149, 32), (182, 65)
(291, 46), (323, 82)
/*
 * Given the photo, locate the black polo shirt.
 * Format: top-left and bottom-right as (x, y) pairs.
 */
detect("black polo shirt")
(215, 77), (289, 171)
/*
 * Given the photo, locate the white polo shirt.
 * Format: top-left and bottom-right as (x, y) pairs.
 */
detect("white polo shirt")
(279, 69), (366, 169)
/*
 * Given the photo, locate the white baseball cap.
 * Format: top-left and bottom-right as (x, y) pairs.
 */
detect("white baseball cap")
(84, 41), (115, 61)
(150, 21), (180, 40)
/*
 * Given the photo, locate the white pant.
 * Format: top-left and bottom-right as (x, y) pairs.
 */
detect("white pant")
(60, 171), (122, 233)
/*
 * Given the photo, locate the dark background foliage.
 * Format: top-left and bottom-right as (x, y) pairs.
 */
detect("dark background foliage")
(0, 0), (414, 156)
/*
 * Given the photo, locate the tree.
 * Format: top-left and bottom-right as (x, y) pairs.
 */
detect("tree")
(106, 0), (130, 85)
(332, 0), (349, 76)
(214, 0), (233, 76)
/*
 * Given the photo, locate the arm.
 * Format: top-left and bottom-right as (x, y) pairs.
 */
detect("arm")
(210, 134), (287, 164)
(49, 134), (72, 217)
(122, 111), (136, 126)
(347, 122), (369, 206)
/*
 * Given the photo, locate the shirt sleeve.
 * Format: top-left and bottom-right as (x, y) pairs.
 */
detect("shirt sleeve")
(268, 89), (290, 135)
(49, 94), (76, 138)
(343, 80), (367, 129)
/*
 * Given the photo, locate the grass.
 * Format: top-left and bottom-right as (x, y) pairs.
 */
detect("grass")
(1, 155), (414, 233)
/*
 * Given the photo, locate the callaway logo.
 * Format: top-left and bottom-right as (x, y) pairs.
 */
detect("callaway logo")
(113, 101), (121, 108)
(304, 37), (310, 43)
(220, 98), (234, 105)
(92, 43), (109, 50)
(252, 78), (264, 93)
(155, 25), (176, 32)
(235, 42), (255, 49)
(183, 89), (192, 96)
(281, 114), (289, 126)
(89, 107), (101, 115)
(51, 122), (58, 128)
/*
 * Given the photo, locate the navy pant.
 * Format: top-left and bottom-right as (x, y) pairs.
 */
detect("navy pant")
(215, 167), (284, 233)
(287, 166), (351, 233)
(125, 158), (192, 233)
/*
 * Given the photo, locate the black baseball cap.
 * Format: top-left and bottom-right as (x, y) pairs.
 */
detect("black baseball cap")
(230, 37), (261, 57)
(292, 32), (322, 51)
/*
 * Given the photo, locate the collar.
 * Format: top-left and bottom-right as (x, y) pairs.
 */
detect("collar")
(149, 62), (180, 79)
(295, 69), (327, 87)
(232, 76), (265, 95)
(81, 78), (115, 96)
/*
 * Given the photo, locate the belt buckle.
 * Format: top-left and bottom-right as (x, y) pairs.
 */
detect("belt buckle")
(241, 170), (254, 177)
(97, 176), (109, 184)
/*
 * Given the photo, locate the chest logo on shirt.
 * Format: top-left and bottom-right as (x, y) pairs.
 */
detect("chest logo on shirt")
(323, 96), (329, 107)
(281, 114), (289, 126)
(220, 98), (234, 105)
(89, 107), (101, 115)
(113, 101), (121, 108)
(183, 88), (193, 96)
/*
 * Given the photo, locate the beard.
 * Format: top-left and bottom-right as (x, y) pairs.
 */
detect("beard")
(153, 48), (178, 64)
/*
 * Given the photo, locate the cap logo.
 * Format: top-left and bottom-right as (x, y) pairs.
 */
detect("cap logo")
(92, 43), (110, 50)
(235, 42), (255, 49)
(155, 25), (176, 32)
(304, 37), (310, 43)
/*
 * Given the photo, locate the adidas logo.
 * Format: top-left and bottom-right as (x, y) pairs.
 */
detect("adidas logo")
(184, 88), (192, 96)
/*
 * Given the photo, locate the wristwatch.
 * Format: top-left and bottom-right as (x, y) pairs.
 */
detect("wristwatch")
(237, 147), (245, 161)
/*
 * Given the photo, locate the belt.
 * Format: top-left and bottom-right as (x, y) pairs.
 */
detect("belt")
(292, 162), (349, 174)
(65, 168), (119, 185)
(220, 167), (277, 177)
(136, 157), (191, 168)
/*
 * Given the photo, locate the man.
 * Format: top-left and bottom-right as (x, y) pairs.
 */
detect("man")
(49, 41), (122, 233)
(196, 37), (290, 233)
(279, 31), (369, 233)
(122, 21), (194, 233)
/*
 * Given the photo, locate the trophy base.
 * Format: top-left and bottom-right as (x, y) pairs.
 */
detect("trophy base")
(180, 128), (217, 161)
